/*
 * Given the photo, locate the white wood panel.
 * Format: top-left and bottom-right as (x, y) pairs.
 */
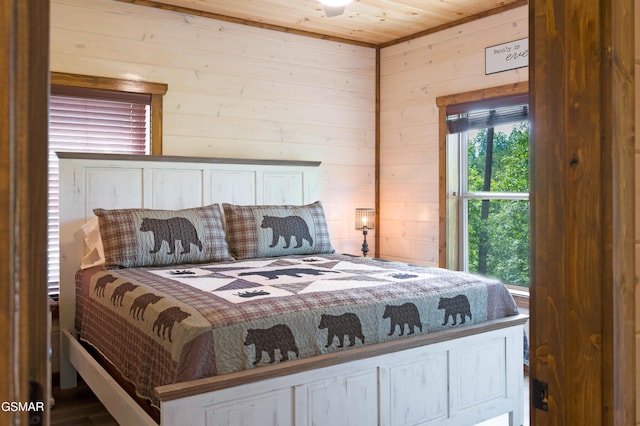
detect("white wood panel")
(84, 168), (144, 217)
(207, 171), (256, 205)
(261, 172), (305, 205)
(52, 4), (375, 68)
(159, 131), (376, 163)
(381, 11), (528, 68)
(344, 371), (379, 426)
(379, 237), (439, 267)
(307, 378), (348, 426)
(166, 81), (374, 112)
(161, 114), (374, 148)
(452, 337), (507, 412)
(295, 371), (378, 426)
(149, 169), (204, 209)
(385, 352), (449, 425)
(204, 389), (293, 426)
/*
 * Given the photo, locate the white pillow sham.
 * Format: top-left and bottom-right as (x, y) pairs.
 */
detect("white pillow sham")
(80, 216), (105, 269)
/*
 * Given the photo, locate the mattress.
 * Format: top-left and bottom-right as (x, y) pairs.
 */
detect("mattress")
(75, 254), (519, 405)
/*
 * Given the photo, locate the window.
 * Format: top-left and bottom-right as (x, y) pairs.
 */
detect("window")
(438, 87), (529, 288)
(48, 73), (167, 295)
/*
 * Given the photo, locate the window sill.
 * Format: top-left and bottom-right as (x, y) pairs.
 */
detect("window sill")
(506, 285), (529, 310)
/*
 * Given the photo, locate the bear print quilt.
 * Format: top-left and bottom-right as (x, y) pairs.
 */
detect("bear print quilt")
(75, 254), (519, 406)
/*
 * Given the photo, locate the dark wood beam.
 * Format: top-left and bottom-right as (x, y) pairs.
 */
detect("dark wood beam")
(529, 0), (635, 423)
(0, 0), (50, 424)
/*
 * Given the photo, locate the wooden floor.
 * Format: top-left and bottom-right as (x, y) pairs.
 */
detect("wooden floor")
(50, 375), (530, 426)
(51, 383), (118, 426)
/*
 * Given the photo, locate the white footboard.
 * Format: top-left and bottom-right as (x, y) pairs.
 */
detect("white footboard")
(157, 315), (527, 426)
(64, 314), (526, 426)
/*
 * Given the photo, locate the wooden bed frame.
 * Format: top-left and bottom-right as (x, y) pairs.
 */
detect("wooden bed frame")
(58, 153), (528, 426)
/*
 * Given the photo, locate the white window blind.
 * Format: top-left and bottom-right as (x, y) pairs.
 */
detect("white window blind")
(48, 90), (151, 295)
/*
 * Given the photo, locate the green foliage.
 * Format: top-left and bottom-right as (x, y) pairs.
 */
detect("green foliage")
(466, 123), (530, 287)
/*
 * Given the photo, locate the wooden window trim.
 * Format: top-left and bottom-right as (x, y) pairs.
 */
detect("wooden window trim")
(50, 72), (167, 154)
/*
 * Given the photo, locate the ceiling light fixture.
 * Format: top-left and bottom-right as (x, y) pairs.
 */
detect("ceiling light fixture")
(319, 0), (353, 6)
(318, 0), (352, 17)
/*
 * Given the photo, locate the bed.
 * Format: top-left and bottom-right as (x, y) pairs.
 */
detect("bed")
(58, 152), (528, 426)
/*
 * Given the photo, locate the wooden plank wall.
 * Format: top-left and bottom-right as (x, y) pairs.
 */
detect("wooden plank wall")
(50, 0), (376, 255)
(379, 6), (528, 266)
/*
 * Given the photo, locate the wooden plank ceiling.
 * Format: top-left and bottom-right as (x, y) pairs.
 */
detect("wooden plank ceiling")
(116, 0), (527, 47)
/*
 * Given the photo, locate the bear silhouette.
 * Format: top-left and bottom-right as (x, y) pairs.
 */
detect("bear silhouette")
(152, 306), (191, 342)
(94, 274), (117, 297)
(239, 268), (338, 280)
(244, 324), (299, 365)
(438, 294), (472, 325)
(318, 313), (365, 348)
(261, 215), (313, 249)
(110, 282), (139, 307)
(139, 217), (203, 255)
(383, 303), (423, 336)
(129, 293), (163, 320)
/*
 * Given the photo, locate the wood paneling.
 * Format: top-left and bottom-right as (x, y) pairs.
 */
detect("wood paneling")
(529, 0), (635, 424)
(378, 6), (528, 266)
(51, 0), (376, 256)
(115, 0), (526, 47)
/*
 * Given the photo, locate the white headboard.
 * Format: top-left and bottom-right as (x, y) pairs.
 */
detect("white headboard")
(57, 152), (320, 387)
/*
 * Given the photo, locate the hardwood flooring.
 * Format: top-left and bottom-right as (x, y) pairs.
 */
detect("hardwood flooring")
(50, 383), (118, 426)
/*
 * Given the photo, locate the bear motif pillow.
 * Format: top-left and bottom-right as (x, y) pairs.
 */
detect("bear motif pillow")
(94, 204), (233, 268)
(222, 201), (335, 259)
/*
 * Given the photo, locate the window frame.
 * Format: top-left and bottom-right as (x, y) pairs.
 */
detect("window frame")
(436, 82), (529, 279)
(50, 72), (167, 154)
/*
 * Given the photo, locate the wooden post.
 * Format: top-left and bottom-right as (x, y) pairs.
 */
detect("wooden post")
(529, 0), (635, 424)
(0, 0), (50, 424)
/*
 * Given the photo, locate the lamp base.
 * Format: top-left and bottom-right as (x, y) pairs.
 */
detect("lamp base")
(361, 228), (369, 257)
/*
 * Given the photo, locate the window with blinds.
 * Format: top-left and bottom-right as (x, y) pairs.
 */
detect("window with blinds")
(48, 88), (151, 295)
(444, 92), (530, 288)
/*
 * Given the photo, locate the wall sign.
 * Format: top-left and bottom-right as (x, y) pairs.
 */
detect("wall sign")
(485, 38), (528, 75)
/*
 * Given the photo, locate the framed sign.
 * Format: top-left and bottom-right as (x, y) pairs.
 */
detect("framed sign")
(485, 38), (528, 75)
